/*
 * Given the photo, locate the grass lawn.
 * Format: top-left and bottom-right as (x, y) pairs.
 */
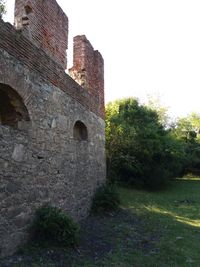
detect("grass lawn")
(115, 178), (200, 267)
(1, 178), (200, 267)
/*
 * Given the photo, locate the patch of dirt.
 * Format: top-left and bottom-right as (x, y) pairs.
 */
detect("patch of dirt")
(0, 209), (160, 267)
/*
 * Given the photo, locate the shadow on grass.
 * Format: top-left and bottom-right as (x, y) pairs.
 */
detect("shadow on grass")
(0, 209), (160, 267)
(1, 180), (200, 267)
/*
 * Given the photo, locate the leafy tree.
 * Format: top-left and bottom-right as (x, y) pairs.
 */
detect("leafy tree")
(171, 113), (200, 175)
(173, 113), (200, 141)
(173, 117), (195, 141)
(106, 98), (184, 189)
(0, 0), (6, 18)
(145, 94), (170, 127)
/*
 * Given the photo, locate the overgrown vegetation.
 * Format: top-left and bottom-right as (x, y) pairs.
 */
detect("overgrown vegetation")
(91, 183), (120, 214)
(171, 112), (200, 176)
(0, 0), (6, 18)
(30, 205), (80, 247)
(106, 98), (200, 189)
(106, 98), (183, 189)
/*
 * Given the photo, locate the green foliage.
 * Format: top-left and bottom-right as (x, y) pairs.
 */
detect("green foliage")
(170, 112), (200, 176)
(0, 0), (6, 18)
(145, 94), (170, 127)
(31, 205), (80, 247)
(91, 183), (120, 213)
(106, 98), (184, 189)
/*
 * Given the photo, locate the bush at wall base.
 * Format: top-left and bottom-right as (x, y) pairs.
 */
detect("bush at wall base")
(91, 183), (120, 214)
(30, 205), (80, 247)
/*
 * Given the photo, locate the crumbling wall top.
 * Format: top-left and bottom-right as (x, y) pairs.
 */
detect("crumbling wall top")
(69, 35), (105, 117)
(14, 0), (68, 69)
(0, 19), (104, 119)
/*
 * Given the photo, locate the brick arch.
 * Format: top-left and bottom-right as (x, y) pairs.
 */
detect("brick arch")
(0, 83), (30, 130)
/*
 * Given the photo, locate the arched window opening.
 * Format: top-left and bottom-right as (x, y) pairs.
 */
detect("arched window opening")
(73, 121), (88, 141)
(0, 83), (30, 130)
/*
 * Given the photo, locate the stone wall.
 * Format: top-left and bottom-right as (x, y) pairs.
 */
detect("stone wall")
(0, 19), (106, 257)
(14, 0), (68, 69)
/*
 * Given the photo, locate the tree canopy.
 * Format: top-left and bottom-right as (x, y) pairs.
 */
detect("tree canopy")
(106, 99), (200, 189)
(106, 98), (184, 189)
(171, 113), (200, 175)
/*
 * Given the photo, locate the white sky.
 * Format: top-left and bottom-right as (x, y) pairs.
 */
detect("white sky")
(4, 0), (200, 118)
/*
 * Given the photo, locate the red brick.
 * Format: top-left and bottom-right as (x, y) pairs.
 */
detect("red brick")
(14, 0), (68, 69)
(69, 35), (105, 117)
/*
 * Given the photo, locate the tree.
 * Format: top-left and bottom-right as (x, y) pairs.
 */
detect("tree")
(188, 113), (200, 141)
(145, 94), (170, 127)
(0, 0), (6, 18)
(171, 113), (200, 175)
(106, 98), (184, 189)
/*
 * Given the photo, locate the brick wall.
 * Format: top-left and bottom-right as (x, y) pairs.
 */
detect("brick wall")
(14, 0), (68, 69)
(0, 19), (104, 119)
(93, 50), (105, 119)
(69, 35), (105, 117)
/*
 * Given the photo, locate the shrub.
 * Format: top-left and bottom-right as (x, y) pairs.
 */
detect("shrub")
(91, 183), (120, 214)
(31, 205), (80, 247)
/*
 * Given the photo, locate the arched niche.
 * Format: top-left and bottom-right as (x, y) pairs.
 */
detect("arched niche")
(73, 120), (88, 141)
(0, 83), (30, 130)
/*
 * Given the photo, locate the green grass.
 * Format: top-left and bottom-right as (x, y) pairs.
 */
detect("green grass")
(2, 178), (200, 267)
(113, 178), (200, 267)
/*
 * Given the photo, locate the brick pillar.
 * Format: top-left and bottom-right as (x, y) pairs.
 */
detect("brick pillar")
(69, 35), (105, 118)
(94, 51), (105, 117)
(14, 0), (68, 69)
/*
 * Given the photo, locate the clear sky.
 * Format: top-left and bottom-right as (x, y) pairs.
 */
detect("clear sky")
(4, 0), (200, 118)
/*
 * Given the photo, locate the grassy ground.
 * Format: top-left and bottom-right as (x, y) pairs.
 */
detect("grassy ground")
(116, 178), (200, 267)
(1, 178), (200, 267)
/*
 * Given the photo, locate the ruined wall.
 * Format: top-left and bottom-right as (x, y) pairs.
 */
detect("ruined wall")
(14, 0), (68, 69)
(0, 20), (104, 119)
(0, 19), (106, 257)
(69, 35), (105, 117)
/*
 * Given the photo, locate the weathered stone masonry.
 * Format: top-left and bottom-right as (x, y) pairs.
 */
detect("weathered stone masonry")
(0, 0), (105, 258)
